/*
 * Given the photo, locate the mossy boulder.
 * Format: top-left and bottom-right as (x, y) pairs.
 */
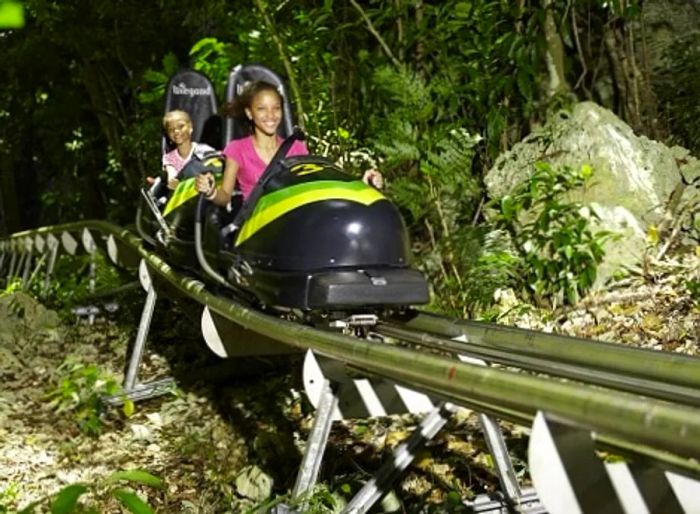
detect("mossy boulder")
(485, 101), (699, 283)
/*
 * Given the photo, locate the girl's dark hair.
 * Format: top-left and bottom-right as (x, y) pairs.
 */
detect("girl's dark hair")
(219, 80), (282, 119)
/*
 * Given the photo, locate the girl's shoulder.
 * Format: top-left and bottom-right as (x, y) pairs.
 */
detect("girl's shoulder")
(223, 136), (254, 159)
(162, 147), (178, 158)
(224, 135), (253, 151)
(162, 147), (179, 164)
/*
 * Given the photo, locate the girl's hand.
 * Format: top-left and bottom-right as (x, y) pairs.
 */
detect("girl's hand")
(167, 178), (180, 190)
(362, 169), (384, 189)
(195, 172), (215, 195)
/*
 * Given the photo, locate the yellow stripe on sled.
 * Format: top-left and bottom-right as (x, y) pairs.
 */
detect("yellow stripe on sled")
(163, 175), (221, 217)
(235, 184), (384, 246)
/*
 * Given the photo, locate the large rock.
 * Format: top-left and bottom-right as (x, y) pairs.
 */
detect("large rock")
(0, 291), (61, 344)
(484, 101), (700, 283)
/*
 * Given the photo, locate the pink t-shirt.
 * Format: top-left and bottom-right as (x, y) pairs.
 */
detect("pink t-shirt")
(162, 143), (215, 179)
(222, 135), (308, 198)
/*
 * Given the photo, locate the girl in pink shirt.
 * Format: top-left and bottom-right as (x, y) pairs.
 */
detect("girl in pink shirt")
(195, 80), (382, 205)
(221, 128), (308, 199)
(194, 81), (302, 205)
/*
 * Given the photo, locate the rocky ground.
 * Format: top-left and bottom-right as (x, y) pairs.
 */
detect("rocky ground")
(0, 248), (698, 513)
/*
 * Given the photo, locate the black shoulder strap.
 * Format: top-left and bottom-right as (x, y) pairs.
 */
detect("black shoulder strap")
(255, 127), (304, 189)
(230, 127), (305, 230)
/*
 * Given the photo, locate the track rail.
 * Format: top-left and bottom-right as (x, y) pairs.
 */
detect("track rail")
(2, 220), (700, 475)
(376, 318), (700, 408)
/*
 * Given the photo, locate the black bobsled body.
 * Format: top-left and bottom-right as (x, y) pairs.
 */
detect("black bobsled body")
(213, 155), (428, 310)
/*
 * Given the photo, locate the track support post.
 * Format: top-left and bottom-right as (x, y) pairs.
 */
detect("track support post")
(272, 379), (339, 514)
(343, 402), (453, 514)
(106, 260), (174, 405)
(81, 229), (98, 325)
(44, 234), (59, 298)
(123, 280), (157, 392)
(292, 379), (338, 501)
(479, 412), (522, 499)
(7, 251), (19, 284)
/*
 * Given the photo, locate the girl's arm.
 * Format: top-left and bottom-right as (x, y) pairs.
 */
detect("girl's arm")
(195, 157), (239, 207)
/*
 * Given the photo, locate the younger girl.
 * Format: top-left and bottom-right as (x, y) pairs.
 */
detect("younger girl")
(162, 110), (216, 190)
(195, 81), (382, 206)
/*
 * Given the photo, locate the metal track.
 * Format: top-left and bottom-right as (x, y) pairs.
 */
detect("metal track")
(2, 221), (700, 474)
(374, 320), (700, 408)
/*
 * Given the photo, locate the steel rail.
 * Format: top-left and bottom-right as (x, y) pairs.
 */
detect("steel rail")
(3, 221), (700, 467)
(374, 321), (700, 408)
(397, 310), (700, 391)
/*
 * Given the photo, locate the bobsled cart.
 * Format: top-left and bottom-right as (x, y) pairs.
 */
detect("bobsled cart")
(137, 64), (429, 313)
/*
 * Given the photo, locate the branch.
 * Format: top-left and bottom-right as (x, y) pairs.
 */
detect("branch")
(571, 7), (590, 96)
(349, 0), (402, 68)
(253, 0), (306, 128)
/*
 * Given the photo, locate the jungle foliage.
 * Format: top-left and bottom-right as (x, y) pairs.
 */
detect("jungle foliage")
(1, 0), (690, 312)
(492, 163), (613, 309)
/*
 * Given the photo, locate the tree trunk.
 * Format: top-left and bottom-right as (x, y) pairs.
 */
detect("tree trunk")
(414, 0), (424, 75)
(0, 155), (21, 235)
(543, 0), (571, 97)
(603, 18), (664, 139)
(79, 61), (135, 191)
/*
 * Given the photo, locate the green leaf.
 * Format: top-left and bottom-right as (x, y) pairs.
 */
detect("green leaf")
(0, 1), (24, 28)
(454, 2), (472, 18)
(162, 52), (179, 75)
(446, 490), (462, 505)
(141, 69), (167, 84)
(107, 470), (163, 488)
(500, 195), (515, 220)
(189, 37), (218, 55)
(516, 69), (533, 100)
(111, 489), (153, 514)
(580, 164), (593, 179)
(50, 484), (88, 514)
(122, 399), (135, 418)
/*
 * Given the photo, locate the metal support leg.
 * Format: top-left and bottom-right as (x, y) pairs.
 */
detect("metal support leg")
(7, 251), (19, 283)
(14, 253), (26, 284)
(106, 277), (174, 405)
(44, 242), (58, 298)
(24, 252), (46, 291)
(343, 402), (453, 514)
(479, 413), (522, 500)
(293, 379), (338, 499)
(124, 284), (157, 391)
(88, 251), (96, 325)
(272, 380), (339, 514)
(456, 350), (543, 512)
(21, 252), (32, 287)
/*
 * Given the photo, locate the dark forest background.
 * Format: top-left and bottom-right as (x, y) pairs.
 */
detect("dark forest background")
(2, 0), (699, 313)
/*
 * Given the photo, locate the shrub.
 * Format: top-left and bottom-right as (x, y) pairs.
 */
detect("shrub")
(44, 359), (133, 437)
(17, 470), (163, 514)
(491, 162), (613, 308)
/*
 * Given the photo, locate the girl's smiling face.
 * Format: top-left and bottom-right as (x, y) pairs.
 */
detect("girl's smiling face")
(166, 117), (192, 145)
(246, 90), (282, 136)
